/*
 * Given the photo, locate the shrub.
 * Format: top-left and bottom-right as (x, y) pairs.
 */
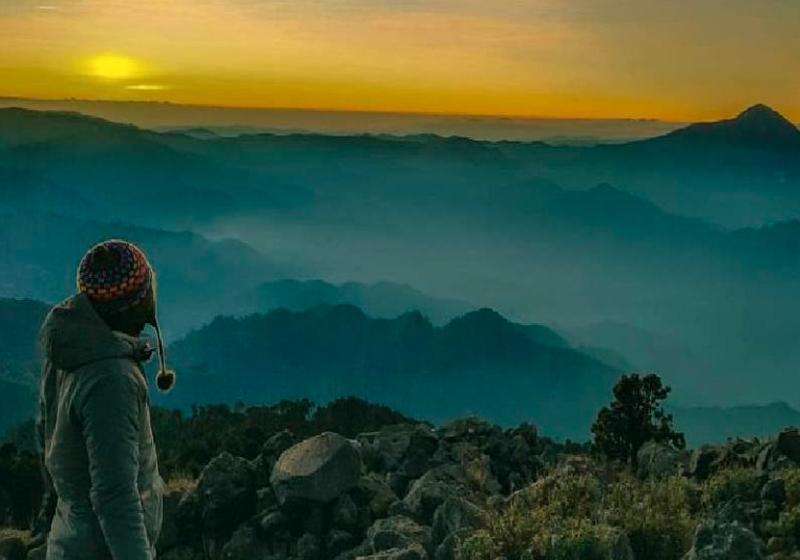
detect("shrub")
(779, 467), (800, 508)
(702, 467), (761, 510)
(458, 467), (698, 560)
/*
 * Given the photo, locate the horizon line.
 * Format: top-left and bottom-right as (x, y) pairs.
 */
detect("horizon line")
(0, 93), (695, 124)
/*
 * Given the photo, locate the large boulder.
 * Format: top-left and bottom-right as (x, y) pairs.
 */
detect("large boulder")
(683, 518), (763, 559)
(271, 432), (362, 506)
(197, 452), (257, 536)
(636, 441), (690, 480)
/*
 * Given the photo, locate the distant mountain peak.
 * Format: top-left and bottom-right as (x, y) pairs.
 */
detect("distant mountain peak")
(649, 103), (800, 150)
(733, 103), (797, 130)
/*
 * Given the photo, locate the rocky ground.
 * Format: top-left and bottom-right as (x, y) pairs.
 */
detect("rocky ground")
(6, 419), (800, 559)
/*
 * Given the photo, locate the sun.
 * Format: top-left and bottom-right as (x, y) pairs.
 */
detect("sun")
(87, 55), (143, 80)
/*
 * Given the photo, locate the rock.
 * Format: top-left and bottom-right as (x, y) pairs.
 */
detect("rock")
(297, 533), (321, 560)
(258, 510), (289, 536)
(433, 534), (458, 560)
(25, 544), (46, 560)
(197, 452), (257, 536)
(333, 494), (362, 531)
(350, 475), (399, 520)
(157, 485), (187, 552)
(271, 432), (362, 506)
(303, 503), (329, 536)
(431, 498), (484, 545)
(690, 446), (723, 481)
(252, 430), (300, 487)
(777, 429), (800, 463)
(0, 533), (27, 560)
(761, 478), (786, 505)
(608, 529), (635, 560)
(684, 518), (763, 559)
(357, 544), (428, 560)
(175, 489), (202, 543)
(256, 486), (279, 513)
(358, 424), (439, 478)
(403, 466), (471, 524)
(637, 440), (690, 480)
(766, 537), (786, 555)
(367, 516), (432, 555)
(220, 525), (271, 560)
(327, 529), (357, 557)
(158, 545), (202, 560)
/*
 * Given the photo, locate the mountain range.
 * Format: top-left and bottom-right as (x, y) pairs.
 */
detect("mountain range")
(1, 104), (799, 416)
(3, 295), (799, 445)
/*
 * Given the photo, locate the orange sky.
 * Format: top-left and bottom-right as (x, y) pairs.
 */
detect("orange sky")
(1, 0), (798, 121)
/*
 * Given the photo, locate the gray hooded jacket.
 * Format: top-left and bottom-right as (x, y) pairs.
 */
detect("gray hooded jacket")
(38, 294), (164, 560)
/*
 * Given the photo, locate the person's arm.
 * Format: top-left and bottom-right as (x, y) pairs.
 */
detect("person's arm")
(79, 372), (153, 560)
(32, 362), (57, 542)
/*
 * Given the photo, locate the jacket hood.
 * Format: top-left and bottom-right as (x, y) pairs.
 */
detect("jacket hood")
(40, 293), (153, 371)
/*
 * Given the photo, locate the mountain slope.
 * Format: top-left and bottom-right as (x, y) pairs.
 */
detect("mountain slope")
(648, 104), (800, 151)
(246, 279), (471, 325)
(165, 305), (619, 439)
(0, 211), (294, 336)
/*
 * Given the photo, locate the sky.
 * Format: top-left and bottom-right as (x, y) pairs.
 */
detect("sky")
(0, 0), (798, 121)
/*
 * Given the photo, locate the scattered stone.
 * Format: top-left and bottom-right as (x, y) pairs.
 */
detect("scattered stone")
(357, 544), (427, 560)
(761, 478), (786, 505)
(690, 446), (723, 481)
(777, 429), (800, 463)
(431, 498), (484, 545)
(271, 432), (362, 506)
(327, 529), (357, 557)
(333, 494), (362, 531)
(157, 485), (186, 552)
(636, 440), (690, 480)
(220, 525), (271, 560)
(297, 532), (321, 560)
(403, 466), (471, 524)
(258, 510), (289, 537)
(158, 545), (202, 560)
(197, 452), (256, 536)
(684, 518), (763, 559)
(350, 475), (399, 520)
(367, 515), (432, 556)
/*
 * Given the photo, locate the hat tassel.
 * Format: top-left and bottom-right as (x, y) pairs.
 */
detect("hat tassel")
(153, 318), (176, 393)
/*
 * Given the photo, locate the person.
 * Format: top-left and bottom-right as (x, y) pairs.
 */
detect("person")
(36, 240), (176, 560)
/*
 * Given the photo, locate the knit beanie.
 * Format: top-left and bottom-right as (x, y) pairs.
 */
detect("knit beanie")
(77, 240), (176, 393)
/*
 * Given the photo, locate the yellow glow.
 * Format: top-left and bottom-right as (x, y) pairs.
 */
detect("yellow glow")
(0, 1), (798, 121)
(86, 55), (143, 80)
(125, 84), (169, 91)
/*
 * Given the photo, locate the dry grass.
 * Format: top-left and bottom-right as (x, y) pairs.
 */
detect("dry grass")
(166, 472), (198, 494)
(0, 527), (32, 544)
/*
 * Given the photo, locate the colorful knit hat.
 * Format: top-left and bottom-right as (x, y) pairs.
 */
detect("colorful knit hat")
(77, 240), (176, 393)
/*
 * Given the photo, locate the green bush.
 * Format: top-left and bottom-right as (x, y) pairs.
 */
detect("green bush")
(778, 468), (800, 508)
(702, 467), (761, 510)
(458, 466), (698, 560)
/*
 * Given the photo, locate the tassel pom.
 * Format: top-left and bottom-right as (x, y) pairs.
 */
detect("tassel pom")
(156, 369), (176, 393)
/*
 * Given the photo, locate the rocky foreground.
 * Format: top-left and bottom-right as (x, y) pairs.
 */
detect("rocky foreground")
(6, 419), (800, 560)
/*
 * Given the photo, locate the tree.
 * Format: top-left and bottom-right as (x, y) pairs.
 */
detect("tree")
(591, 373), (685, 468)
